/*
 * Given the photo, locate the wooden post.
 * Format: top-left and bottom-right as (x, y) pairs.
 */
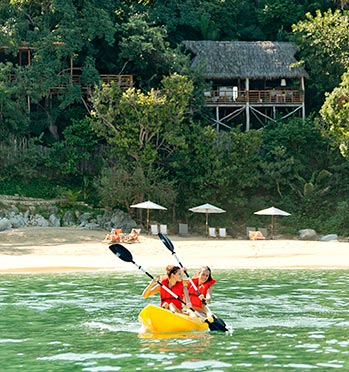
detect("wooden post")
(245, 78), (250, 131)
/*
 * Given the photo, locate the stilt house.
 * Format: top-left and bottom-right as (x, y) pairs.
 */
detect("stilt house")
(183, 40), (308, 131)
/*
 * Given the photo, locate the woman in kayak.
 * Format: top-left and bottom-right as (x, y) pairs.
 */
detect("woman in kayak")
(142, 265), (189, 313)
(187, 266), (216, 315)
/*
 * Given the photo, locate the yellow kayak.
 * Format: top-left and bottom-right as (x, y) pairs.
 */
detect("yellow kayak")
(138, 304), (209, 333)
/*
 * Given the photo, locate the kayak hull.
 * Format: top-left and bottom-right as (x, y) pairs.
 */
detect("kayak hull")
(138, 304), (209, 333)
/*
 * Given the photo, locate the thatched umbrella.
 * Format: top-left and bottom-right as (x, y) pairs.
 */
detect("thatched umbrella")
(130, 201), (167, 233)
(254, 206), (290, 239)
(189, 203), (226, 237)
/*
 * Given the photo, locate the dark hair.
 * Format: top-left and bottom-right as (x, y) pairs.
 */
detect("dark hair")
(200, 266), (212, 281)
(166, 265), (181, 277)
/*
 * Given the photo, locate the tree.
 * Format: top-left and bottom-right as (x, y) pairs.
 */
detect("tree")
(292, 9), (349, 112)
(89, 73), (194, 168)
(319, 69), (349, 157)
(117, 12), (190, 89)
(259, 118), (330, 197)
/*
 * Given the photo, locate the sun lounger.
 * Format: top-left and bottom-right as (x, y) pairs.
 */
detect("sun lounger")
(160, 224), (167, 234)
(209, 227), (217, 238)
(218, 228), (227, 238)
(103, 228), (124, 243)
(248, 230), (265, 240)
(178, 223), (189, 236)
(123, 228), (141, 243)
(150, 224), (159, 235)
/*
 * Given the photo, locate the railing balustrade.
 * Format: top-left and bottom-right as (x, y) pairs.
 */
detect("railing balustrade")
(204, 89), (304, 104)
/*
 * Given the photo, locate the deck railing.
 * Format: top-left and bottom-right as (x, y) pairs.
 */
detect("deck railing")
(7, 73), (133, 91)
(204, 89), (304, 104)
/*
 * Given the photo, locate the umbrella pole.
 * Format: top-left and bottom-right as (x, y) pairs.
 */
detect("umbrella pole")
(271, 215), (274, 239)
(146, 209), (150, 234)
(206, 211), (208, 237)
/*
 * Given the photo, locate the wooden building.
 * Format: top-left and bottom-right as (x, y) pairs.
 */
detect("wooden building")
(183, 40), (308, 131)
(0, 43), (133, 105)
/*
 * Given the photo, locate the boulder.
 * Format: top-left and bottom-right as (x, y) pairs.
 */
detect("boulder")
(319, 234), (338, 241)
(0, 218), (11, 231)
(298, 229), (317, 240)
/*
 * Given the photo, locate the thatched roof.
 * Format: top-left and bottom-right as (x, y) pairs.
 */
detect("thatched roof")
(183, 40), (308, 80)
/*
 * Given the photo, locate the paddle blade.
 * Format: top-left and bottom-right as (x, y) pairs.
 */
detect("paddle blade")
(207, 316), (229, 332)
(158, 233), (174, 252)
(109, 244), (133, 262)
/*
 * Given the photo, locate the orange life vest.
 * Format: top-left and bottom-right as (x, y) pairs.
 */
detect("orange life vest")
(188, 277), (216, 308)
(160, 279), (184, 309)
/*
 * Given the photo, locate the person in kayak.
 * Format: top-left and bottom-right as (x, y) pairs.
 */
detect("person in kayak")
(142, 265), (190, 313)
(187, 266), (216, 315)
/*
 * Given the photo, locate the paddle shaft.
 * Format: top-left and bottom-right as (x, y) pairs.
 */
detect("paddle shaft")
(157, 233), (206, 304)
(170, 251), (208, 305)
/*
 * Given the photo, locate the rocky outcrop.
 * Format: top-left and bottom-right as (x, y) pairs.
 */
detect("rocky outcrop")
(0, 195), (137, 232)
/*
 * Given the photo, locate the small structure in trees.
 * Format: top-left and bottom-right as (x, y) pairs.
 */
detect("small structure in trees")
(183, 40), (309, 130)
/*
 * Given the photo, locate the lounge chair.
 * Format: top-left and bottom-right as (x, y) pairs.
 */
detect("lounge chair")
(248, 230), (265, 240)
(246, 226), (256, 239)
(208, 227), (217, 238)
(258, 227), (268, 238)
(150, 224), (159, 235)
(103, 228), (124, 243)
(123, 228), (141, 243)
(160, 224), (167, 234)
(178, 223), (189, 236)
(218, 228), (227, 238)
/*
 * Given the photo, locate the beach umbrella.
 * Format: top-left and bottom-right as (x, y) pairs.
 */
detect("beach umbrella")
(189, 203), (226, 237)
(130, 200), (167, 233)
(254, 206), (290, 239)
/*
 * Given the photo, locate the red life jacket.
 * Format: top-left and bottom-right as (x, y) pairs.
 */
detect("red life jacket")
(188, 277), (216, 308)
(160, 278), (184, 309)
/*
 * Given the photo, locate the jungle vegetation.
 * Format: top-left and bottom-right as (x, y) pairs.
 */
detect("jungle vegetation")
(1, 0), (349, 235)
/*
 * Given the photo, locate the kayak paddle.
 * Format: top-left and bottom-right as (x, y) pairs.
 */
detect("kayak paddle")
(158, 232), (229, 332)
(108, 243), (219, 330)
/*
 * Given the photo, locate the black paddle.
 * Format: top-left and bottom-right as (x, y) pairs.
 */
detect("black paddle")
(157, 233), (229, 332)
(108, 243), (219, 331)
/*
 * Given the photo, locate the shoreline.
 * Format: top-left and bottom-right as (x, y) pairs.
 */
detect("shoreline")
(1, 227), (349, 273)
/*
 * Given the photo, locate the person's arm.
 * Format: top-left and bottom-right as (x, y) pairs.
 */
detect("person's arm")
(142, 277), (160, 298)
(183, 280), (192, 307)
(205, 287), (213, 303)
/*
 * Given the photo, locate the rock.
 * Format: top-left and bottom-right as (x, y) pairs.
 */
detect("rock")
(298, 229), (317, 240)
(319, 234), (338, 241)
(62, 211), (75, 226)
(9, 216), (26, 228)
(0, 218), (11, 231)
(49, 214), (61, 227)
(83, 222), (100, 230)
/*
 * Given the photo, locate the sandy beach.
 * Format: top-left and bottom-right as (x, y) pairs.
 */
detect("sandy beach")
(1, 227), (349, 273)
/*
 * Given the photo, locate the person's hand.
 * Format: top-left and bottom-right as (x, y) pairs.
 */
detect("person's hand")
(185, 302), (193, 309)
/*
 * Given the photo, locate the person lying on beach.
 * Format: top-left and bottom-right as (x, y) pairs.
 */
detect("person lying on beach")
(187, 265), (216, 316)
(142, 265), (190, 313)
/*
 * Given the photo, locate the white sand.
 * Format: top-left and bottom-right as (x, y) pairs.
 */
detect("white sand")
(0, 227), (349, 273)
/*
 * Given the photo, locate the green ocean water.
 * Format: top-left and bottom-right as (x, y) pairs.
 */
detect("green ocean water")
(1, 270), (348, 371)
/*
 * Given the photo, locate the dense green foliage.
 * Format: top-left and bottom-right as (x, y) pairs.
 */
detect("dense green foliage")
(1, 0), (349, 236)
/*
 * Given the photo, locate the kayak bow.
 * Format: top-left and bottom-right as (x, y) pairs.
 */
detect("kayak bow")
(138, 304), (209, 333)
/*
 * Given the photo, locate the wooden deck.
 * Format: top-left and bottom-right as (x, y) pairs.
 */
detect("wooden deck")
(52, 73), (133, 92)
(8, 72), (133, 93)
(204, 89), (304, 105)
